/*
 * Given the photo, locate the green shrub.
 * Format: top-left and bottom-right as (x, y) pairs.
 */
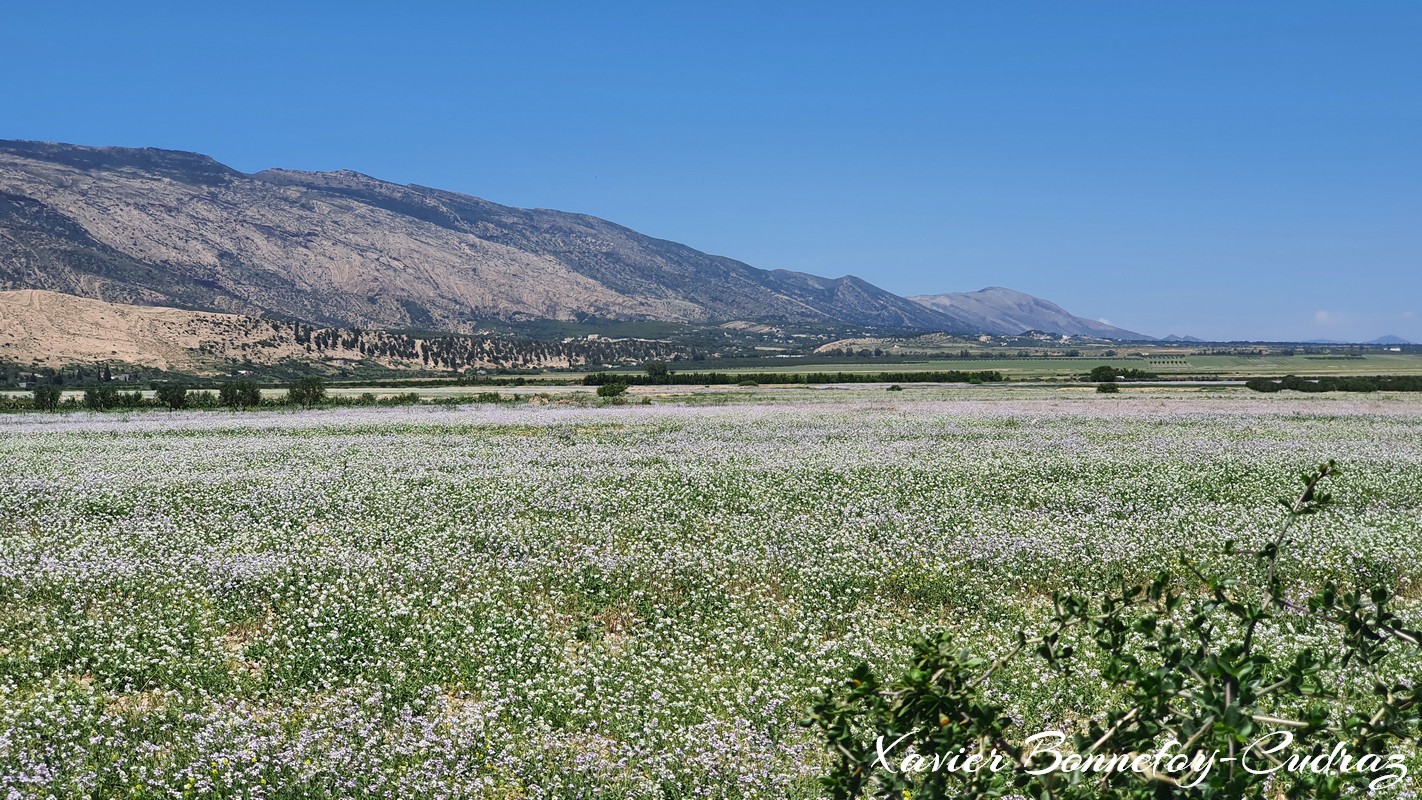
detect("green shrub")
(219, 381), (263, 409)
(82, 385), (119, 411)
(1096, 382), (1120, 394)
(596, 382), (628, 398)
(153, 383), (188, 410)
(808, 462), (1422, 799)
(31, 385), (62, 411)
(287, 377), (327, 407)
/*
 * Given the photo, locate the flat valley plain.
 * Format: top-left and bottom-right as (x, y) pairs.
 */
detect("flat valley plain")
(2, 388), (1420, 797)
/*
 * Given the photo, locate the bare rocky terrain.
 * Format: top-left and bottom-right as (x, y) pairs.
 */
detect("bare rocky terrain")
(0, 288), (258, 370)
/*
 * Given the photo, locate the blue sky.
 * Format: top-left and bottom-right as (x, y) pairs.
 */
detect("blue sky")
(3, 2), (1419, 341)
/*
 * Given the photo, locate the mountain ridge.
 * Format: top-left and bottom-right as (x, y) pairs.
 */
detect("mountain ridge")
(909, 286), (1152, 340)
(1, 139), (1144, 342)
(0, 140), (966, 332)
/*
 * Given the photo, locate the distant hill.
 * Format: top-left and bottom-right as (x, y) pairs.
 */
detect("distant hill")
(0, 288), (252, 372)
(908, 287), (1153, 340)
(0, 289), (682, 374)
(0, 139), (966, 334)
(1161, 333), (1203, 342)
(1304, 337), (1413, 345)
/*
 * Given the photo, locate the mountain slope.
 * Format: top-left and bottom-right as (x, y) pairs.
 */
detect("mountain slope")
(909, 287), (1152, 340)
(0, 140), (965, 333)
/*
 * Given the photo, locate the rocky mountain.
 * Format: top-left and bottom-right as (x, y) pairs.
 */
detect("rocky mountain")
(908, 287), (1152, 340)
(0, 140), (966, 333)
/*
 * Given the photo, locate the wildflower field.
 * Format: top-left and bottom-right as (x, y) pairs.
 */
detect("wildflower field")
(2, 389), (1420, 798)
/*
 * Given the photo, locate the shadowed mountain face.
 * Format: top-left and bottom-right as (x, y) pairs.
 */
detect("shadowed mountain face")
(909, 287), (1153, 340)
(0, 140), (969, 333)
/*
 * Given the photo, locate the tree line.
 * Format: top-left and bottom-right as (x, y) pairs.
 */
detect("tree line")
(583, 369), (1006, 387)
(1245, 375), (1422, 393)
(14, 378), (518, 412)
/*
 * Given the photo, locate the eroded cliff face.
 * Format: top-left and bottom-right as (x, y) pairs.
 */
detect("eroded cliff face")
(0, 289), (686, 374)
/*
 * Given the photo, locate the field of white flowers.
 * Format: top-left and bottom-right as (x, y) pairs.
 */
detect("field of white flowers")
(2, 390), (1420, 798)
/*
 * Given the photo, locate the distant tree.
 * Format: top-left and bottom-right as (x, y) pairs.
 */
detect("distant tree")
(287, 377), (327, 407)
(219, 381), (263, 409)
(32, 385), (62, 411)
(82, 385), (119, 411)
(152, 383), (188, 410)
(1089, 365), (1119, 382)
(645, 361), (671, 381)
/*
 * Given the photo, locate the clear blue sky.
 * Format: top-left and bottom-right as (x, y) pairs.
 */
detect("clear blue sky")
(4, 1), (1419, 341)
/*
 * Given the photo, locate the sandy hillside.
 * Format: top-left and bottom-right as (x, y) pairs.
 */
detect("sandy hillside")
(0, 289), (274, 370)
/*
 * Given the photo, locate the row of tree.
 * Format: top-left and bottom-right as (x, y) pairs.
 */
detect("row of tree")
(583, 369), (1006, 387)
(1245, 375), (1422, 393)
(16, 378), (531, 413)
(25, 379), (324, 412)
